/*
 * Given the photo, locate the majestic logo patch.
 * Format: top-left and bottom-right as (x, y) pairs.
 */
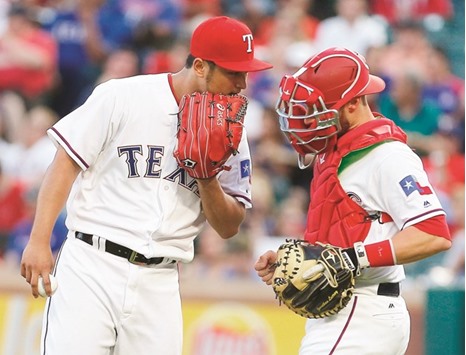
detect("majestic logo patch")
(399, 175), (433, 196)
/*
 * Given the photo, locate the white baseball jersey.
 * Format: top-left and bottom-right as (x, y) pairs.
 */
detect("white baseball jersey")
(338, 140), (445, 285)
(42, 74), (253, 355)
(47, 73), (253, 263)
(300, 140), (445, 354)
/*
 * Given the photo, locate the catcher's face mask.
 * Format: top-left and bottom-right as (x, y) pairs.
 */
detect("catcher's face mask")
(276, 47), (385, 168)
(276, 75), (340, 164)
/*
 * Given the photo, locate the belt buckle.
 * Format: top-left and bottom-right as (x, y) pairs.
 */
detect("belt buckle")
(128, 250), (145, 265)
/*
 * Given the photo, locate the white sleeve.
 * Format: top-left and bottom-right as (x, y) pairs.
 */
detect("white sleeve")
(47, 81), (121, 170)
(372, 144), (446, 230)
(217, 131), (253, 209)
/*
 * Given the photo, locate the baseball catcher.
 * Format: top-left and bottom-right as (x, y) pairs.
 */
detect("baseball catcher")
(174, 91), (248, 179)
(272, 239), (357, 319)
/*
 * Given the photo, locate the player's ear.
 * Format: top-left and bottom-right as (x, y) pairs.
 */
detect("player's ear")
(345, 97), (360, 114)
(193, 58), (208, 78)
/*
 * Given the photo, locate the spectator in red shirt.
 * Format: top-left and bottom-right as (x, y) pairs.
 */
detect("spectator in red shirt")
(0, 5), (58, 103)
(0, 161), (27, 258)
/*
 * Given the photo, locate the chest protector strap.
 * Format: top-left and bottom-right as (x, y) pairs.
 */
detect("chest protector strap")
(304, 118), (407, 248)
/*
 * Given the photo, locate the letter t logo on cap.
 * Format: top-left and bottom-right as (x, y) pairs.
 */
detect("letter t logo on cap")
(242, 34), (253, 53)
(190, 16), (272, 71)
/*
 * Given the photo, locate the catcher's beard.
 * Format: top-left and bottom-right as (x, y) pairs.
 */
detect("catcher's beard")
(337, 110), (350, 137)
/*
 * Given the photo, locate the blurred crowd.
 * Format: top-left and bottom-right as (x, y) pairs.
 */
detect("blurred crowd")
(0, 0), (464, 288)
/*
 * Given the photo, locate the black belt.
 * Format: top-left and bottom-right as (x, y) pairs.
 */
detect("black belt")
(377, 282), (400, 297)
(75, 232), (172, 266)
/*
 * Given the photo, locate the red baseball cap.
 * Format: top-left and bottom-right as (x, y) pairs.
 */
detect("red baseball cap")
(190, 16), (273, 72)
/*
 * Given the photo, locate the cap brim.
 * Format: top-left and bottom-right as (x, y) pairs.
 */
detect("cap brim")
(360, 74), (386, 96)
(214, 58), (273, 72)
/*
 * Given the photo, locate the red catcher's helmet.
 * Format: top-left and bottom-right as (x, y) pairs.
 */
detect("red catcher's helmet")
(276, 47), (385, 166)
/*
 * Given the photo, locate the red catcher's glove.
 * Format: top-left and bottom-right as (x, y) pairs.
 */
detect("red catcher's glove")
(174, 92), (248, 179)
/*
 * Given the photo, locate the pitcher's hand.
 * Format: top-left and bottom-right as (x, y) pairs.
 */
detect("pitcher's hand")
(20, 241), (54, 298)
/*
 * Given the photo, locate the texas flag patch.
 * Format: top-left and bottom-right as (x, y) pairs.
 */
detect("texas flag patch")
(399, 175), (433, 196)
(240, 159), (251, 179)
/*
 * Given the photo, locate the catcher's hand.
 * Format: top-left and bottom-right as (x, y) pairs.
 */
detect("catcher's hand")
(272, 239), (355, 319)
(174, 92), (248, 179)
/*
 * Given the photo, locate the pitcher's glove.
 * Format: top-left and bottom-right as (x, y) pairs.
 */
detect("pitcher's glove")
(272, 240), (356, 319)
(174, 92), (248, 179)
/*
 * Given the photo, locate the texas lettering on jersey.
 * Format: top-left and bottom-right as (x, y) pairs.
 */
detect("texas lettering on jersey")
(117, 144), (200, 196)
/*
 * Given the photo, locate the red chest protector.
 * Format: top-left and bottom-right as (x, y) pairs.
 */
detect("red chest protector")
(303, 118), (407, 248)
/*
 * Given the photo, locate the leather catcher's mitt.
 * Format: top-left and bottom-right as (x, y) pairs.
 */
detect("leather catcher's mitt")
(272, 240), (355, 319)
(174, 92), (248, 179)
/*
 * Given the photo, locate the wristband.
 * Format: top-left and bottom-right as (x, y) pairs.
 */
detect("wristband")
(361, 239), (397, 267)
